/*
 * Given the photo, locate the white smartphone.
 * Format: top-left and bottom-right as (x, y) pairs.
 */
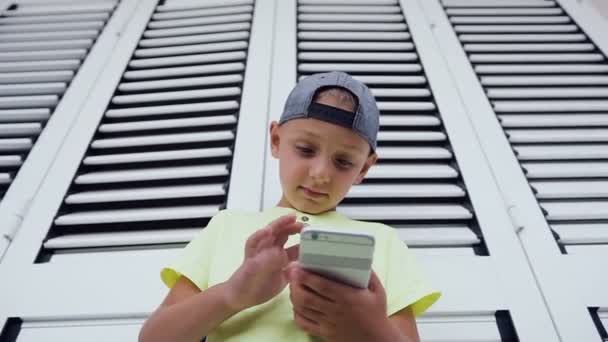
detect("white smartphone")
(299, 226), (375, 288)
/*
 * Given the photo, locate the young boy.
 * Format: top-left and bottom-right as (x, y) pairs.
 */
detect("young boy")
(139, 71), (440, 342)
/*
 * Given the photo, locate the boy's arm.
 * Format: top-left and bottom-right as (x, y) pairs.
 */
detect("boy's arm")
(139, 276), (241, 342)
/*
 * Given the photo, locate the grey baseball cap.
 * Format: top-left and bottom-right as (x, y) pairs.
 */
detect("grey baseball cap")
(279, 71), (380, 152)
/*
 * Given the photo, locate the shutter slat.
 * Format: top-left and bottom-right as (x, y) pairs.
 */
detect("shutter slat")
(460, 33), (585, 43)
(377, 147), (453, 160)
(299, 52), (417, 62)
(112, 87), (241, 105)
(147, 13), (252, 29)
(0, 49), (87, 62)
(156, 0), (254, 12)
(0, 95), (58, 109)
(299, 14), (403, 22)
(91, 131), (235, 149)
(0, 155), (22, 167)
(123, 62), (245, 80)
(0, 109), (50, 122)
(0, 60), (80, 72)
(119, 75), (243, 92)
(299, 41), (413, 51)
(338, 204), (473, 220)
(396, 227), (480, 246)
(442, 0), (555, 7)
(144, 22), (251, 38)
(0, 82), (66, 96)
(366, 164), (458, 179)
(65, 184), (226, 204)
(299, 5), (400, 14)
(129, 51), (246, 69)
(470, 53), (604, 63)
(480, 64), (608, 74)
(553, 223), (608, 244)
(299, 63), (421, 73)
(0, 71), (74, 83)
(371, 88), (430, 97)
(75, 165), (229, 184)
(455, 24), (577, 33)
(0, 174), (11, 184)
(352, 75), (426, 84)
(465, 43), (593, 52)
(447, 8), (562, 15)
(99, 115), (237, 133)
(507, 129), (608, 143)
(54, 205), (221, 225)
(0, 21), (104, 33)
(493, 100), (608, 113)
(522, 162), (608, 179)
(44, 228), (200, 248)
(105, 101), (239, 118)
(152, 5), (252, 20)
(499, 114), (608, 128)
(298, 22), (406, 31)
(0, 123), (42, 137)
(481, 76), (608, 86)
(5, 4), (115, 16)
(0, 39), (93, 52)
(0, 30), (99, 43)
(532, 181), (608, 199)
(379, 115), (441, 127)
(452, 16), (569, 24)
(139, 31), (249, 48)
(298, 31), (410, 40)
(514, 145), (608, 160)
(83, 147), (232, 165)
(348, 184), (465, 198)
(541, 201), (608, 221)
(134, 41), (248, 58)
(0, 13), (109, 25)
(489, 87), (608, 98)
(0, 138), (33, 151)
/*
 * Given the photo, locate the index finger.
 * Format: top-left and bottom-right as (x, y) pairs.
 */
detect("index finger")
(269, 214), (303, 238)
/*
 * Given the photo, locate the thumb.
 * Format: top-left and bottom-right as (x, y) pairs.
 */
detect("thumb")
(368, 270), (384, 293)
(282, 260), (299, 281)
(285, 244), (299, 262)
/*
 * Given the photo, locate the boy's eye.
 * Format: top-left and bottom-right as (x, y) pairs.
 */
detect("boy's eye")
(336, 159), (353, 168)
(296, 146), (314, 154)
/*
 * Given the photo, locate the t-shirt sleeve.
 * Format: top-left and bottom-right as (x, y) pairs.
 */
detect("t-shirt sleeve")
(160, 210), (225, 291)
(384, 229), (441, 317)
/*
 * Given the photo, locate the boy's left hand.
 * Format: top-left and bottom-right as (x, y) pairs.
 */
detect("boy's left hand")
(287, 267), (391, 342)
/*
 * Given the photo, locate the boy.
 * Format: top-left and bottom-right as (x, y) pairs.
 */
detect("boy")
(139, 71), (440, 342)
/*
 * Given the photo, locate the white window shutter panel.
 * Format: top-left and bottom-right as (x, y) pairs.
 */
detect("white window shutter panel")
(418, 0), (608, 340)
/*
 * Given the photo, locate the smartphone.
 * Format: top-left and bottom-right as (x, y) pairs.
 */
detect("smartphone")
(299, 226), (375, 288)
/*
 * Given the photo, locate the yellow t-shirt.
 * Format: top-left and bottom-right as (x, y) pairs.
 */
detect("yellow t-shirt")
(161, 206), (440, 341)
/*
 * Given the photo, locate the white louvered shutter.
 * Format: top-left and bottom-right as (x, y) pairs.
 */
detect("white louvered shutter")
(262, 0), (559, 340)
(0, 0), (274, 339)
(0, 0), (133, 258)
(421, 0), (608, 340)
(41, 0), (255, 254)
(0, 1), (117, 197)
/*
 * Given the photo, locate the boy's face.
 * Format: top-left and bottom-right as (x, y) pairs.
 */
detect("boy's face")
(270, 96), (378, 214)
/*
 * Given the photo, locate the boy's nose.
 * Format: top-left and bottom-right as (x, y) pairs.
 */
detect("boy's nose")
(309, 158), (331, 184)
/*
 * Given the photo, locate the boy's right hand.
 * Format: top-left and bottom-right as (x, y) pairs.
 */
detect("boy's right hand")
(224, 214), (303, 311)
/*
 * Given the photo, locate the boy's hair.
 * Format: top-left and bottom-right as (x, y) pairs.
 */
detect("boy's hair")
(313, 87), (358, 112)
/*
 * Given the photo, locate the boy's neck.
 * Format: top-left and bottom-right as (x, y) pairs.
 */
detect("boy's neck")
(275, 195), (337, 215)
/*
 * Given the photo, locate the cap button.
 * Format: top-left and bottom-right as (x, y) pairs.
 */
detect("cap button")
(301, 216), (309, 222)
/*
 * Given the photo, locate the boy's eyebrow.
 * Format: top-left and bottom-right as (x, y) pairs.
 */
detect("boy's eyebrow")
(298, 130), (364, 153)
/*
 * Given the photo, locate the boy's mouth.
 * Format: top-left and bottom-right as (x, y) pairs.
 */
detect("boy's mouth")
(300, 186), (327, 198)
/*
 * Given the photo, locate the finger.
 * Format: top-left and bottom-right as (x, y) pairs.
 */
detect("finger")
(285, 244), (299, 262)
(269, 216), (302, 239)
(274, 222), (303, 247)
(246, 215), (296, 255)
(296, 268), (345, 302)
(291, 278), (334, 313)
(293, 310), (322, 337)
(245, 229), (270, 257)
(293, 305), (324, 323)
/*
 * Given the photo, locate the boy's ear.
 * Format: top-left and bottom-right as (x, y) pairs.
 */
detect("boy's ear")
(354, 152), (378, 184)
(270, 121), (280, 158)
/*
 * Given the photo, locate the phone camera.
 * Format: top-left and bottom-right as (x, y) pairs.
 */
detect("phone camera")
(311, 232), (318, 240)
